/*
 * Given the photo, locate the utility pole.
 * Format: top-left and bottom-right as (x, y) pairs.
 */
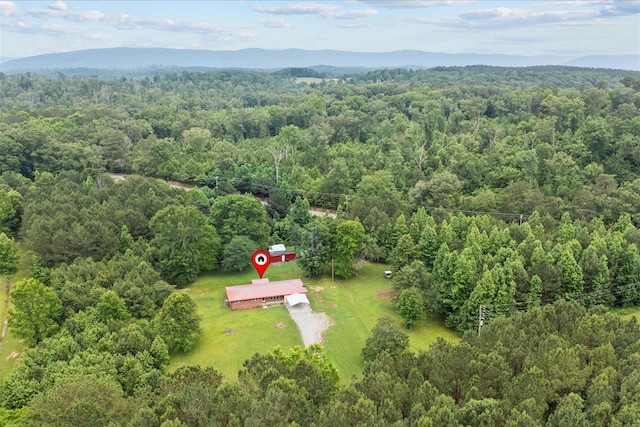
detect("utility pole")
(478, 305), (485, 336)
(215, 176), (219, 189)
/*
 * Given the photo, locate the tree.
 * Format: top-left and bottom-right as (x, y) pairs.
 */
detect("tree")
(0, 232), (18, 275)
(389, 234), (417, 271)
(349, 170), (406, 227)
(546, 393), (589, 427)
(221, 235), (258, 272)
(94, 290), (130, 326)
(362, 315), (409, 363)
(150, 204), (221, 287)
(557, 245), (584, 298)
(412, 171), (463, 208)
(397, 287), (424, 329)
(417, 224), (439, 268)
(0, 189), (23, 237)
(211, 194), (271, 248)
(119, 224), (134, 253)
(527, 274), (542, 309)
(297, 221), (331, 277)
(334, 220), (365, 279)
(392, 260), (430, 292)
(154, 292), (202, 352)
(8, 278), (62, 346)
(288, 196), (313, 227)
(27, 375), (136, 427)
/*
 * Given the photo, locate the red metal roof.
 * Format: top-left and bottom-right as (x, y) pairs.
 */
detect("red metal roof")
(225, 278), (308, 302)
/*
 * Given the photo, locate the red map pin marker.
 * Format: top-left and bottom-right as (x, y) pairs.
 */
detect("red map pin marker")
(252, 250), (271, 279)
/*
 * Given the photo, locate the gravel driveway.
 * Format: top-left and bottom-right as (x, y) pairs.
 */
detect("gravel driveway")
(287, 303), (332, 347)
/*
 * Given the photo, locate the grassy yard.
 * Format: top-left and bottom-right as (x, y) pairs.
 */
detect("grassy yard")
(0, 246), (29, 383)
(169, 261), (459, 382)
(612, 306), (640, 321)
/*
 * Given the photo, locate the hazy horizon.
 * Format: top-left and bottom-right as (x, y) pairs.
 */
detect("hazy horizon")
(1, 1), (638, 60)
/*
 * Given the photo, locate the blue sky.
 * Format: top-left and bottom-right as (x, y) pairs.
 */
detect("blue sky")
(1, 0), (638, 58)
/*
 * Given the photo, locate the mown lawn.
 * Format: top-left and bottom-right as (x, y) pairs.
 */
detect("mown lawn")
(0, 246), (29, 383)
(613, 306), (640, 321)
(169, 261), (459, 382)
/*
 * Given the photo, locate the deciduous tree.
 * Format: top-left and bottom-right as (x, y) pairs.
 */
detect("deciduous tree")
(362, 315), (409, 363)
(8, 278), (62, 346)
(154, 292), (202, 352)
(334, 219), (365, 279)
(0, 232), (17, 275)
(397, 287), (424, 329)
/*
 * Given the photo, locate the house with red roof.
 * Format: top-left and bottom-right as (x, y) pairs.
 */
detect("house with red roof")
(225, 278), (308, 311)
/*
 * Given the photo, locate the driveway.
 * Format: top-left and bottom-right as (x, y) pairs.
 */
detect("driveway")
(287, 303), (332, 347)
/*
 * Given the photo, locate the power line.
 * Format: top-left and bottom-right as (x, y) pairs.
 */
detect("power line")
(198, 174), (533, 221)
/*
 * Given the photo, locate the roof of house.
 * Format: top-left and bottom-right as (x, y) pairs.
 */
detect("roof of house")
(285, 293), (310, 306)
(225, 278), (308, 302)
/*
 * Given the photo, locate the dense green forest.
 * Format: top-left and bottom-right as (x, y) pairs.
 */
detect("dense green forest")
(0, 67), (639, 425)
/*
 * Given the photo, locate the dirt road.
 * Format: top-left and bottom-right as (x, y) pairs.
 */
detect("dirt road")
(106, 173), (337, 218)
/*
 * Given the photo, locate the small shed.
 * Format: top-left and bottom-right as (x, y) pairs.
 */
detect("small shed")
(269, 244), (286, 257)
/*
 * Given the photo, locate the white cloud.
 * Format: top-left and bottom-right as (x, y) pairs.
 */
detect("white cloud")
(411, 4), (612, 30)
(3, 20), (78, 35)
(252, 2), (376, 19)
(0, 1), (20, 16)
(18, 2), (256, 42)
(600, 0), (640, 15)
(253, 3), (340, 16)
(48, 1), (67, 12)
(358, 0), (475, 8)
(67, 10), (106, 21)
(261, 18), (291, 28)
(333, 9), (378, 19)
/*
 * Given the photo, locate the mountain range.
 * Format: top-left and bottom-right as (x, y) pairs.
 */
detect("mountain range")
(1, 48), (638, 73)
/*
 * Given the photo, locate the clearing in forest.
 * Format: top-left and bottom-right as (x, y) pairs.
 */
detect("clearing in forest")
(169, 261), (459, 381)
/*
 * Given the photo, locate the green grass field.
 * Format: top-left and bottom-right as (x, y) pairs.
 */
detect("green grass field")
(169, 261), (459, 382)
(613, 306), (640, 321)
(0, 246), (28, 383)
(295, 77), (324, 84)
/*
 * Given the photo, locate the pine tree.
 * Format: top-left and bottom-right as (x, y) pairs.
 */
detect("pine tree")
(389, 234), (417, 271)
(527, 275), (542, 309)
(590, 255), (613, 306)
(417, 224), (439, 269)
(558, 246), (584, 298)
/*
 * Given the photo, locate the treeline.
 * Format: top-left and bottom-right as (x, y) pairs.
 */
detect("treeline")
(2, 301), (639, 425)
(382, 208), (640, 332)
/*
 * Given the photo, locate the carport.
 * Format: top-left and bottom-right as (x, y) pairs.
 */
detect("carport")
(285, 293), (311, 312)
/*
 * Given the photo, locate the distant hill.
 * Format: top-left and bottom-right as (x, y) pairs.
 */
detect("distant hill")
(2, 47), (637, 74)
(564, 55), (640, 71)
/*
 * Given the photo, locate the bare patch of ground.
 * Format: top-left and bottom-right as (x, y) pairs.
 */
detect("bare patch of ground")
(375, 289), (395, 299)
(224, 328), (234, 335)
(313, 288), (325, 304)
(274, 322), (285, 329)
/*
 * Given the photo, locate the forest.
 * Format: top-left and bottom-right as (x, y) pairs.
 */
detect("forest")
(0, 66), (639, 426)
